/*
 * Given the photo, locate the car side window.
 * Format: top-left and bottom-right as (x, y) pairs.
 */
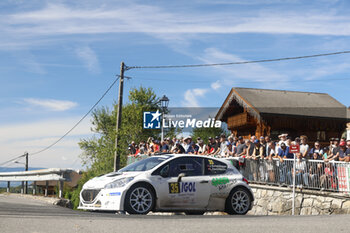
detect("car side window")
(151, 163), (169, 176)
(205, 158), (227, 175)
(168, 157), (204, 177)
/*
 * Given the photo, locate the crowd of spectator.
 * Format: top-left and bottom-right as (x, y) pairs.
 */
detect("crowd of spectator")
(127, 134), (350, 191)
(128, 134), (350, 161)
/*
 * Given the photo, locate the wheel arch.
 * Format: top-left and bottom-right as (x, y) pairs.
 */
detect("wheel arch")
(123, 181), (158, 211)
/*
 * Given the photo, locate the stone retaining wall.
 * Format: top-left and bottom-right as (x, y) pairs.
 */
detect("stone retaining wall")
(249, 184), (350, 215)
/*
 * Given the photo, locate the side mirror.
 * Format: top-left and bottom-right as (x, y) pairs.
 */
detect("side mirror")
(160, 165), (169, 178)
(177, 173), (186, 183)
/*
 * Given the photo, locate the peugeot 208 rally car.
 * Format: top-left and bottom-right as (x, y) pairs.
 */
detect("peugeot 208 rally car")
(78, 154), (254, 215)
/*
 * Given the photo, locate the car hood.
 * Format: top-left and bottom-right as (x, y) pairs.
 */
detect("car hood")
(82, 171), (143, 189)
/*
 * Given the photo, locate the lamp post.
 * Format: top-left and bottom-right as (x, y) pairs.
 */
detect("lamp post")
(159, 95), (169, 142)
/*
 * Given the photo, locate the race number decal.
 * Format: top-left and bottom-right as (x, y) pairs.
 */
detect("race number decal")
(168, 182), (196, 194)
(168, 182), (180, 194)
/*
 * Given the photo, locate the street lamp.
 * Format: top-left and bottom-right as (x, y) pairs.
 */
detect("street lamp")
(159, 95), (169, 142)
(160, 95), (169, 109)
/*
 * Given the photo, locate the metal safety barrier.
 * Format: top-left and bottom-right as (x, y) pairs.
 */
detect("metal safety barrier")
(234, 158), (350, 193)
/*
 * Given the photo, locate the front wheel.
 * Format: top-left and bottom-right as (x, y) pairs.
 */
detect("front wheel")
(225, 187), (251, 215)
(124, 183), (155, 215)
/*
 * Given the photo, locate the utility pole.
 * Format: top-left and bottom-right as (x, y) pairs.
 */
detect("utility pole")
(114, 62), (125, 172)
(25, 152), (28, 194)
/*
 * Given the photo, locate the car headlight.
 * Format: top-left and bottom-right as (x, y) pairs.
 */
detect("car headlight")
(104, 177), (134, 189)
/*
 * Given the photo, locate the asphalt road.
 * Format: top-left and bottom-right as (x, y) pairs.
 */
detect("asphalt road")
(1, 194), (350, 233)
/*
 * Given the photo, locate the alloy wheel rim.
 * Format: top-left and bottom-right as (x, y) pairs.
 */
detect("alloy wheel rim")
(231, 190), (249, 214)
(130, 187), (152, 213)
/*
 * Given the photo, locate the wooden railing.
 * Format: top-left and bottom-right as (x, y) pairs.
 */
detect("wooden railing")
(227, 112), (255, 129)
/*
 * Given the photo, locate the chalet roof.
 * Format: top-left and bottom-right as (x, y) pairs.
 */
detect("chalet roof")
(216, 87), (348, 121)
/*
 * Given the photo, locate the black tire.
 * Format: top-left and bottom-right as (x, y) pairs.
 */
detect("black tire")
(184, 211), (205, 215)
(225, 187), (251, 215)
(124, 183), (155, 215)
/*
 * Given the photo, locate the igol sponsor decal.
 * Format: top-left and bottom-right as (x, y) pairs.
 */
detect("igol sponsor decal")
(211, 177), (229, 187)
(169, 182), (196, 194)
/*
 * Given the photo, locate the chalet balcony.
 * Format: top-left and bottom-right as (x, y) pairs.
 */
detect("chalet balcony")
(227, 112), (255, 129)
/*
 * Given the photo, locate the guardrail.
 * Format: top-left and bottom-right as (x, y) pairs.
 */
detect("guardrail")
(235, 158), (350, 193)
(126, 154), (350, 194)
(0, 168), (75, 198)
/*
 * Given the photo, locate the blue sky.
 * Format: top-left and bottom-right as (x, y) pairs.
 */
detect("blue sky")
(1, 0), (350, 170)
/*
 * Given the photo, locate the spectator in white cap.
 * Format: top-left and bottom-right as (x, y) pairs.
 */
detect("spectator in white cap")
(277, 133), (288, 152)
(197, 139), (207, 155)
(278, 133), (288, 144)
(182, 136), (192, 153)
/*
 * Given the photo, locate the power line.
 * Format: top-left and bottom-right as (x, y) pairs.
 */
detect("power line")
(127, 50), (350, 70)
(29, 77), (120, 156)
(0, 154), (25, 167)
(136, 76), (350, 84)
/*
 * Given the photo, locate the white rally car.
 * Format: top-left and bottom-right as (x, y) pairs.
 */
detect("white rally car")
(78, 154), (254, 215)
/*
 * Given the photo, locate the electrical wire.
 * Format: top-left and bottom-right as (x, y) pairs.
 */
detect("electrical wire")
(0, 154), (25, 167)
(29, 77), (120, 156)
(135, 76), (350, 84)
(127, 50), (350, 70)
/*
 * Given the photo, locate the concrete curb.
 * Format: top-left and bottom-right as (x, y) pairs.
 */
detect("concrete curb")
(2, 193), (73, 209)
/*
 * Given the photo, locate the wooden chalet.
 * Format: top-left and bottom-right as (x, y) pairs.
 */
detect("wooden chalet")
(216, 88), (348, 142)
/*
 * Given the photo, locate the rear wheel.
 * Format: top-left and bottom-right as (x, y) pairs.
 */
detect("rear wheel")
(124, 183), (155, 215)
(226, 187), (251, 215)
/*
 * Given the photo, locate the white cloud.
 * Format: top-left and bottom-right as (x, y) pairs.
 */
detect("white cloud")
(1, 3), (350, 48)
(0, 117), (92, 143)
(75, 46), (100, 73)
(183, 88), (209, 107)
(23, 98), (78, 111)
(211, 80), (221, 90)
(0, 117), (93, 169)
(298, 59), (350, 81)
(198, 48), (287, 88)
(178, 48), (290, 105)
(193, 0), (301, 5)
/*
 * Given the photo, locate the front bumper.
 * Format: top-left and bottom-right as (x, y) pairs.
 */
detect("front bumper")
(78, 188), (126, 211)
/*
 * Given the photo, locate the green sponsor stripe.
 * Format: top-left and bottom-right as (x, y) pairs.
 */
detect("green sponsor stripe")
(211, 177), (229, 187)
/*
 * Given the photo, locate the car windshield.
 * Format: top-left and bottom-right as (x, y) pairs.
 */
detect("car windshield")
(119, 156), (172, 172)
